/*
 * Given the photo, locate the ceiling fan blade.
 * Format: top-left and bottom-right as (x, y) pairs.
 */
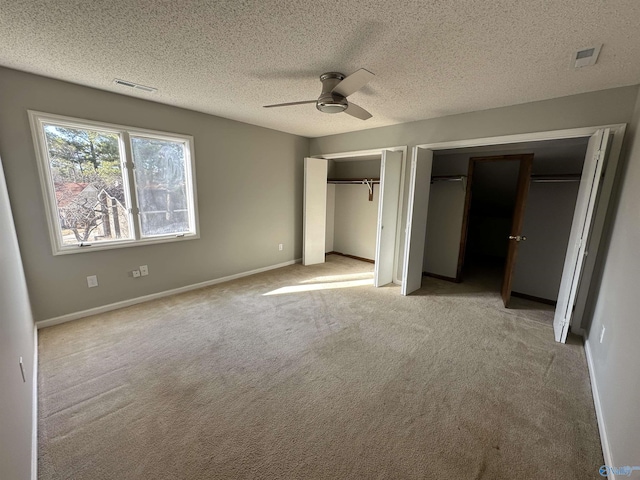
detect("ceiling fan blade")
(263, 100), (316, 108)
(344, 101), (372, 120)
(332, 69), (375, 97)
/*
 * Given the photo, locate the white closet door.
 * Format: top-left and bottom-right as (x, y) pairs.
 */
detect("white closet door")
(374, 150), (402, 287)
(401, 148), (433, 295)
(303, 158), (328, 265)
(554, 129), (611, 342)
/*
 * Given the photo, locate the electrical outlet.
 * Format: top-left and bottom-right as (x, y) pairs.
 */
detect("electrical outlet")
(132, 270), (141, 278)
(139, 265), (149, 276)
(278, 243), (283, 251)
(87, 275), (98, 288)
(600, 325), (606, 343)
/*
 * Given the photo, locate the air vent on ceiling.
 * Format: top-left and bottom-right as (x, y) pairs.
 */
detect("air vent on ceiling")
(113, 78), (157, 93)
(573, 44), (602, 68)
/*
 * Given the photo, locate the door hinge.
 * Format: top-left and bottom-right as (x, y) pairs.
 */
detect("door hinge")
(129, 207), (139, 215)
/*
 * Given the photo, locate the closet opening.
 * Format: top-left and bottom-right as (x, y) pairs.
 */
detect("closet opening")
(325, 156), (381, 264)
(422, 137), (589, 309)
(304, 147), (405, 288)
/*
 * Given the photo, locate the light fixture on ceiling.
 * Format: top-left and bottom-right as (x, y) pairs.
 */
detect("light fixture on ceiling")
(113, 78), (157, 93)
(263, 69), (374, 120)
(572, 44), (602, 68)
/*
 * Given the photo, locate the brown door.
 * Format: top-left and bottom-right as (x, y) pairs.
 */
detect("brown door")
(501, 155), (533, 307)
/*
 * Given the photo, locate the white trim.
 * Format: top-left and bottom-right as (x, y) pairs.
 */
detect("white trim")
(393, 146), (407, 286)
(310, 145), (407, 285)
(36, 259), (301, 329)
(584, 338), (615, 479)
(311, 145), (406, 160)
(31, 324), (38, 480)
(415, 124), (626, 151)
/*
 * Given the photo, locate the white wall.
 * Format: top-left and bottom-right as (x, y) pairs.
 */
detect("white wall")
(0, 157), (36, 480)
(0, 67), (309, 321)
(333, 184), (379, 260)
(423, 181), (466, 278)
(511, 182), (579, 301)
(586, 87), (640, 470)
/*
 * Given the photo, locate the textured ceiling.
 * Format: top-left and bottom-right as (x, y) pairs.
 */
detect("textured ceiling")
(1, 1), (640, 138)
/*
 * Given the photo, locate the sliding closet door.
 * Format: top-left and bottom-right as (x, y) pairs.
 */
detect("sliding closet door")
(554, 129), (610, 343)
(374, 150), (402, 287)
(401, 148), (433, 295)
(303, 158), (328, 265)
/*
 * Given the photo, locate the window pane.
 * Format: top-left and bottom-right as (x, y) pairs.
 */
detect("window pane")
(44, 124), (132, 245)
(130, 136), (192, 237)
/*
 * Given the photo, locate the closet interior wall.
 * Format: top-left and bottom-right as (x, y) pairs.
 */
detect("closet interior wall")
(326, 158), (381, 261)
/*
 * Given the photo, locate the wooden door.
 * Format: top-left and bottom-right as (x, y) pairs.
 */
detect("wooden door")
(374, 150), (402, 287)
(303, 158), (328, 265)
(553, 129), (610, 342)
(401, 148), (433, 295)
(501, 155), (533, 307)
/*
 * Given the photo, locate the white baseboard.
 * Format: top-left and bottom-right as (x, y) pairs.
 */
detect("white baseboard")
(584, 338), (615, 479)
(31, 324), (38, 480)
(36, 259), (301, 329)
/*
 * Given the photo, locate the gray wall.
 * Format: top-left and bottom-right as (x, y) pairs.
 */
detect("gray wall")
(333, 159), (381, 178)
(423, 181), (466, 278)
(0, 157), (35, 480)
(586, 88), (640, 468)
(0, 67), (309, 321)
(423, 155), (468, 277)
(310, 85), (639, 281)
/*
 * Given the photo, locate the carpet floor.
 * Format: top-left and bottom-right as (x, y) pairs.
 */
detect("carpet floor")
(38, 255), (603, 479)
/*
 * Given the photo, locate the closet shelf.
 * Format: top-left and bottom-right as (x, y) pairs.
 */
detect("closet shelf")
(327, 178), (380, 184)
(530, 174), (581, 183)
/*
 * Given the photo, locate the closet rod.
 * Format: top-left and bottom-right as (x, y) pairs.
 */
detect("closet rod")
(327, 178), (380, 184)
(431, 175), (466, 183)
(530, 174), (581, 183)
(327, 178), (380, 201)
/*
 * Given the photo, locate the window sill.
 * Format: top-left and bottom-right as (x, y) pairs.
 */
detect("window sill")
(52, 232), (200, 256)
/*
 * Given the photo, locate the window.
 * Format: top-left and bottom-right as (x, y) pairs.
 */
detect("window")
(29, 112), (198, 254)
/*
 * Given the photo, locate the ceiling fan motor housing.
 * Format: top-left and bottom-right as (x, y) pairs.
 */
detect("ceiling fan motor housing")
(317, 72), (348, 113)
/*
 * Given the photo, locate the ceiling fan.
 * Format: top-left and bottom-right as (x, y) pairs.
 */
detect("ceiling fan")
(263, 69), (375, 120)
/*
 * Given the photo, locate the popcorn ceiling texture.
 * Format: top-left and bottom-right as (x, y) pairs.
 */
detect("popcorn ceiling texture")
(1, 0), (639, 137)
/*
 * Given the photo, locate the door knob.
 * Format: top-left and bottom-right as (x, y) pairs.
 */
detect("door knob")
(508, 235), (527, 242)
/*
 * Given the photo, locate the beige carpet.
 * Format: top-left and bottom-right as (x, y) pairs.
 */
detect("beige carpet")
(38, 255), (603, 479)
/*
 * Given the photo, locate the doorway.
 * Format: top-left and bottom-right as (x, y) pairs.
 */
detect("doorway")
(402, 125), (626, 342)
(460, 155), (532, 307)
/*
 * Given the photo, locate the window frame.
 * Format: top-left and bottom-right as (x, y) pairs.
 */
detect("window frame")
(29, 111), (200, 255)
